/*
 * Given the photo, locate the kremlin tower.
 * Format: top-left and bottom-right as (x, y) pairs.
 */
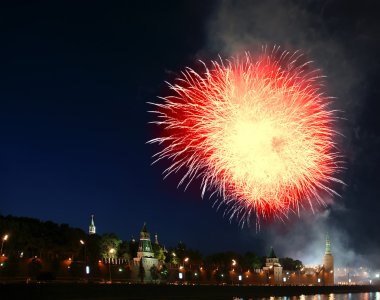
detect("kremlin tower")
(133, 223), (158, 281)
(263, 247), (283, 284)
(322, 234), (334, 285)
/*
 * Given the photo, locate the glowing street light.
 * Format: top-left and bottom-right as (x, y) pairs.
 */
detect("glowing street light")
(108, 248), (116, 283)
(232, 259), (237, 267)
(178, 257), (190, 281)
(184, 257), (189, 266)
(79, 240), (87, 277)
(1, 234), (9, 255)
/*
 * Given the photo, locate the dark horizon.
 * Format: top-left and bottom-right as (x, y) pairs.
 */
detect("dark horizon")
(1, 1), (380, 267)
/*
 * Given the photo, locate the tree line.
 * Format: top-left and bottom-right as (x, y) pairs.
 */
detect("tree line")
(0, 214), (303, 280)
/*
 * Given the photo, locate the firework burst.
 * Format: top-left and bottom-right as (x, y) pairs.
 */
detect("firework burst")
(148, 47), (344, 227)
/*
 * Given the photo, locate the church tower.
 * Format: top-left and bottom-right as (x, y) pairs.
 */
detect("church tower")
(322, 234), (334, 285)
(89, 214), (96, 235)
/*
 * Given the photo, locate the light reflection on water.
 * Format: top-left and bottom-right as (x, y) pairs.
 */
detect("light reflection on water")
(234, 292), (380, 300)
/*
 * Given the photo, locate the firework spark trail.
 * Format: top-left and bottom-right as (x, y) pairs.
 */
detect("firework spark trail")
(148, 47), (344, 227)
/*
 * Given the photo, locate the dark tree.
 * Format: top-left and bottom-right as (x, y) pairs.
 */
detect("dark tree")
(160, 264), (169, 280)
(129, 238), (138, 259)
(150, 264), (159, 283)
(118, 240), (130, 260)
(279, 257), (304, 271)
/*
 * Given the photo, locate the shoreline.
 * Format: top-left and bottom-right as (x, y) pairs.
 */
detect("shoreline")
(1, 283), (380, 300)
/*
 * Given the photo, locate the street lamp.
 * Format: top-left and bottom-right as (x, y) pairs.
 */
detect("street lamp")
(1, 234), (9, 255)
(108, 248), (115, 283)
(231, 259), (237, 285)
(181, 257), (189, 281)
(232, 259), (237, 267)
(79, 240), (87, 278)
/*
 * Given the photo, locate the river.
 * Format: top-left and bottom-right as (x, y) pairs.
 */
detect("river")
(234, 292), (380, 300)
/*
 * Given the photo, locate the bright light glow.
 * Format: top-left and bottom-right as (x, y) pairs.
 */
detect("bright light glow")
(194, 272), (198, 276)
(179, 272), (183, 279)
(109, 248), (115, 254)
(3, 234), (8, 241)
(184, 257), (189, 262)
(283, 277), (286, 282)
(80, 240), (85, 245)
(86, 266), (90, 274)
(149, 48), (344, 225)
(238, 275), (242, 281)
(232, 259), (237, 266)
(118, 268), (123, 272)
(318, 278), (321, 283)
(376, 274), (380, 278)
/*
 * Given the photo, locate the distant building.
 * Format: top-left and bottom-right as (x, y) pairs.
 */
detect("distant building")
(89, 214), (96, 235)
(263, 247), (283, 284)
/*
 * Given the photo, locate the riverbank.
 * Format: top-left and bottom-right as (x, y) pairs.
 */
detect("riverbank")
(1, 283), (379, 300)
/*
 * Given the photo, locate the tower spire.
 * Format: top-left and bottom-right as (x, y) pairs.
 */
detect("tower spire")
(137, 222), (154, 258)
(325, 233), (331, 255)
(154, 233), (159, 245)
(89, 214), (96, 235)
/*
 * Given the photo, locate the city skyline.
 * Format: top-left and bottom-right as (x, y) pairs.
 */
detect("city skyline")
(1, 1), (380, 268)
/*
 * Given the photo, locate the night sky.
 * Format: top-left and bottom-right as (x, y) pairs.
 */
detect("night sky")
(1, 1), (380, 267)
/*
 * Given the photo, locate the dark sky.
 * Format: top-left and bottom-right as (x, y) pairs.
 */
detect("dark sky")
(1, 1), (379, 267)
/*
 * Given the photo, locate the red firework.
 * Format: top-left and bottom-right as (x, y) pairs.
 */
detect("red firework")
(149, 48), (343, 227)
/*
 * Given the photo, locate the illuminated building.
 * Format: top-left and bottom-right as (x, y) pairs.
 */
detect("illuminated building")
(133, 223), (158, 280)
(89, 214), (96, 235)
(322, 234), (334, 285)
(262, 247), (283, 284)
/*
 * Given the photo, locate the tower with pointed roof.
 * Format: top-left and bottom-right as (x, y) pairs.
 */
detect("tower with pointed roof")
(89, 214), (96, 235)
(322, 234), (334, 285)
(133, 223), (158, 282)
(154, 233), (159, 245)
(263, 247), (283, 284)
(137, 222), (154, 259)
